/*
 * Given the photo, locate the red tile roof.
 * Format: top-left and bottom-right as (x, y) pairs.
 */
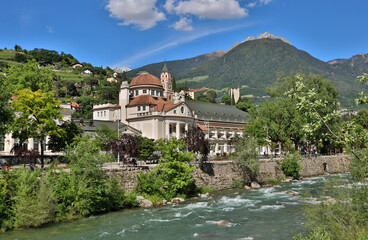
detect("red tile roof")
(130, 73), (163, 87)
(127, 95), (181, 112)
(197, 123), (208, 131)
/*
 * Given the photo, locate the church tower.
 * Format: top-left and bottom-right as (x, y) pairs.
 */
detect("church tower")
(160, 61), (173, 99)
(119, 81), (129, 124)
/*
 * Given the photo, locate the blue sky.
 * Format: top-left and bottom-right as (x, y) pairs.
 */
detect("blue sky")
(0, 0), (367, 69)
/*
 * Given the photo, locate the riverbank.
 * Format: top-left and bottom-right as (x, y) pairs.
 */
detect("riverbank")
(105, 154), (351, 192)
(1, 173), (349, 240)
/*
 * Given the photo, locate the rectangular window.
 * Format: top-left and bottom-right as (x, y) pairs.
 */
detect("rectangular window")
(33, 138), (39, 151)
(143, 106), (146, 111)
(104, 111), (106, 117)
(0, 135), (4, 151)
(97, 112), (99, 117)
(151, 90), (155, 95)
(138, 106), (141, 111)
(135, 90), (139, 96)
(143, 90), (147, 94)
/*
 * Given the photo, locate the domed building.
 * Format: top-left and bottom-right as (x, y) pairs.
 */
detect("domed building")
(93, 64), (247, 156)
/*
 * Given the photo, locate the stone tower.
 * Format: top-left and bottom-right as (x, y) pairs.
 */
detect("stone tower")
(119, 81), (129, 124)
(160, 62), (173, 99)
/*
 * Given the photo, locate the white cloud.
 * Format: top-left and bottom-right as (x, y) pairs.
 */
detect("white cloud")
(259, 0), (272, 4)
(106, 0), (166, 30)
(164, 0), (176, 13)
(172, 17), (193, 31)
(247, 0), (272, 8)
(165, 0), (248, 19)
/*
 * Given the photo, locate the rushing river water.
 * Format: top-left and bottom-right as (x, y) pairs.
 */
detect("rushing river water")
(1, 174), (349, 240)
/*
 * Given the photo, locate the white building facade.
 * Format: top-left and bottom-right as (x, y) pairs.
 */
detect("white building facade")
(93, 65), (247, 156)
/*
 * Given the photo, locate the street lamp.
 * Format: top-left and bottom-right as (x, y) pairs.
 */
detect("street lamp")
(114, 110), (121, 164)
(263, 125), (270, 159)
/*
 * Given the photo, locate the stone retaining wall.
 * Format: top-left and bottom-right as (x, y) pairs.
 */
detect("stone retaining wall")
(107, 155), (351, 192)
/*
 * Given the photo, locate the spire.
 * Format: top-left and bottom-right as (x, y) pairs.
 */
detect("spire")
(162, 59), (169, 72)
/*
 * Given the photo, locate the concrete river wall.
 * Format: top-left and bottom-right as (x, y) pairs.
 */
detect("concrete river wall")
(106, 155), (351, 192)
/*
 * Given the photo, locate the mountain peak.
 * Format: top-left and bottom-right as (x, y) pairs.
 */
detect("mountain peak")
(113, 66), (131, 73)
(242, 32), (291, 45)
(256, 32), (274, 39)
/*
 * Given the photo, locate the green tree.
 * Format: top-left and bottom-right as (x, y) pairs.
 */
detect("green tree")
(63, 136), (116, 216)
(232, 137), (260, 183)
(285, 74), (342, 153)
(95, 125), (118, 151)
(293, 73), (368, 239)
(13, 53), (27, 63)
(10, 89), (64, 168)
(172, 77), (177, 92)
(235, 98), (255, 112)
(244, 98), (304, 153)
(353, 109), (368, 129)
(135, 139), (196, 200)
(138, 137), (156, 160)
(72, 95), (100, 119)
(355, 73), (368, 105)
(47, 121), (83, 152)
(281, 153), (302, 179)
(196, 90), (218, 103)
(0, 74), (12, 135)
(14, 44), (22, 52)
(221, 94), (232, 105)
(12, 169), (56, 228)
(4, 59), (54, 92)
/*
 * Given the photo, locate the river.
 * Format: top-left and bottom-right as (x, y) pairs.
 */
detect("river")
(0, 174), (349, 240)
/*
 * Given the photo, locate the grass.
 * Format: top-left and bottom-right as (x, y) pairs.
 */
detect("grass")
(177, 75), (209, 84)
(265, 177), (284, 185)
(0, 49), (16, 61)
(55, 71), (85, 82)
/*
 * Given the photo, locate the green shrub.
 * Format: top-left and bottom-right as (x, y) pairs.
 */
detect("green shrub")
(135, 139), (196, 200)
(294, 226), (332, 240)
(13, 169), (56, 228)
(0, 170), (16, 230)
(0, 136), (142, 231)
(231, 178), (246, 188)
(232, 137), (260, 183)
(281, 153), (302, 179)
(197, 186), (213, 194)
(266, 177), (283, 185)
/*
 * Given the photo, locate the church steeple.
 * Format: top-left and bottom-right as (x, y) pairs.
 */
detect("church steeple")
(162, 60), (169, 73)
(160, 60), (173, 99)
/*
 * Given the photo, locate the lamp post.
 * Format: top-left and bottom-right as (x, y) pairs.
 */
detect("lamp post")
(114, 110), (121, 164)
(263, 125), (270, 159)
(204, 120), (210, 156)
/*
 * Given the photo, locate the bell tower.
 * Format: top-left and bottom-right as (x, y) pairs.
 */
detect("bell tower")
(160, 61), (173, 99)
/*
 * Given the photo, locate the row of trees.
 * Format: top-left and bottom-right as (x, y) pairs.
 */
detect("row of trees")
(95, 125), (209, 162)
(244, 73), (344, 154)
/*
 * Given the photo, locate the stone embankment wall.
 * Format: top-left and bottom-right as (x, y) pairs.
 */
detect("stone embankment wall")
(107, 155), (351, 192)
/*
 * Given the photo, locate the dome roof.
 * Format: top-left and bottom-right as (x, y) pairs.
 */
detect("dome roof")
(130, 73), (163, 87)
